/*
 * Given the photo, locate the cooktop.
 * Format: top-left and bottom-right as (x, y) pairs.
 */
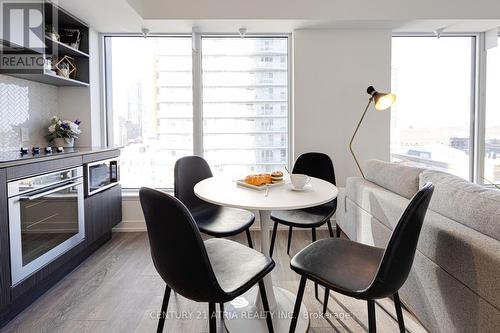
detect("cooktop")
(0, 147), (78, 163)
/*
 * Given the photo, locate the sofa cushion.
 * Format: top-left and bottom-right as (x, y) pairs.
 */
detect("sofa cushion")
(401, 250), (500, 333)
(336, 187), (357, 240)
(345, 176), (407, 231)
(347, 197), (500, 331)
(420, 170), (500, 241)
(364, 159), (425, 199)
(345, 178), (500, 310)
(418, 209), (500, 310)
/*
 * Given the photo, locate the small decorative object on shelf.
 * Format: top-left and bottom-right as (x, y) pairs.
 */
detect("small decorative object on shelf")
(54, 55), (77, 79)
(46, 116), (82, 148)
(60, 29), (81, 50)
(45, 24), (60, 41)
(44, 57), (56, 74)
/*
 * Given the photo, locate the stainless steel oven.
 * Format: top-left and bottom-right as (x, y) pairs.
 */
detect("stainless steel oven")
(7, 167), (85, 285)
(85, 158), (119, 196)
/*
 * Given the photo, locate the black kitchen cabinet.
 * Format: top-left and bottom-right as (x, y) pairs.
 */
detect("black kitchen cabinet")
(85, 184), (122, 245)
(0, 149), (122, 328)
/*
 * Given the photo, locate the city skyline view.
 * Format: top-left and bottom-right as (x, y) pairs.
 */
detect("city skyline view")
(107, 36), (289, 188)
(107, 35), (499, 188)
(392, 36), (500, 182)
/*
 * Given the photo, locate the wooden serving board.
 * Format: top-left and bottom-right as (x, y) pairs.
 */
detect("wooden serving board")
(234, 179), (285, 191)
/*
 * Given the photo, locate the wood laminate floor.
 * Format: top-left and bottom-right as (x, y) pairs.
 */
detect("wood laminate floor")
(1, 230), (428, 333)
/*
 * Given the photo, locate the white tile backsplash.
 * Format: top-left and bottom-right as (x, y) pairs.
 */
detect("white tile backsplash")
(0, 74), (59, 151)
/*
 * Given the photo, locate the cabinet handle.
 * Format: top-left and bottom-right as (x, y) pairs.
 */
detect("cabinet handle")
(20, 181), (83, 201)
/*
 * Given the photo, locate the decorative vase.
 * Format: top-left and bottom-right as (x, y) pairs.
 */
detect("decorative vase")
(48, 32), (59, 41)
(53, 137), (74, 148)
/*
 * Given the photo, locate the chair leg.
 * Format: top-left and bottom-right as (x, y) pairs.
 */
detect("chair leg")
(367, 300), (376, 333)
(335, 223), (341, 238)
(219, 303), (224, 319)
(322, 288), (329, 315)
(311, 228), (318, 299)
(209, 302), (216, 333)
(393, 292), (405, 333)
(270, 221), (278, 257)
(327, 220), (334, 237)
(245, 229), (254, 249)
(287, 226), (293, 254)
(258, 280), (274, 333)
(289, 277), (307, 333)
(157, 285), (171, 333)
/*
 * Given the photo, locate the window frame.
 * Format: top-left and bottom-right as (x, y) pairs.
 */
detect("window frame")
(391, 32), (490, 184)
(481, 32), (500, 186)
(101, 33), (293, 190)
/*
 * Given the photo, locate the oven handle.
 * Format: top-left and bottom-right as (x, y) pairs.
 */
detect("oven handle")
(19, 181), (83, 201)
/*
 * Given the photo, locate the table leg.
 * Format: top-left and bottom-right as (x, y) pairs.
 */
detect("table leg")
(258, 210), (277, 309)
(223, 210), (309, 333)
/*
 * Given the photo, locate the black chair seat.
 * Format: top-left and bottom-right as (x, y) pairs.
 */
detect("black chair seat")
(205, 238), (274, 298)
(270, 201), (335, 228)
(175, 156), (255, 248)
(193, 206), (255, 237)
(291, 238), (384, 297)
(288, 183), (435, 333)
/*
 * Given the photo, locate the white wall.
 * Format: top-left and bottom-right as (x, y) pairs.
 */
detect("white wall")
(58, 87), (92, 146)
(117, 28), (392, 231)
(293, 29), (392, 187)
(59, 29), (103, 147)
(88, 29), (104, 146)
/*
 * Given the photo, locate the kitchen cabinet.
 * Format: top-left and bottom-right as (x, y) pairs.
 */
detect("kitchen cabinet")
(85, 184), (122, 245)
(0, 149), (122, 328)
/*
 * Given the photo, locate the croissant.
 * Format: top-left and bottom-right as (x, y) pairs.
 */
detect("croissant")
(245, 174), (272, 186)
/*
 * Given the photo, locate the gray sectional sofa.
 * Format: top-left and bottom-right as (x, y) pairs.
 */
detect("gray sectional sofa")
(336, 159), (500, 333)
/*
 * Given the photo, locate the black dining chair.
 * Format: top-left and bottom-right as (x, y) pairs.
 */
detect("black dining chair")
(288, 182), (434, 333)
(269, 152), (337, 299)
(139, 188), (275, 333)
(174, 156), (255, 248)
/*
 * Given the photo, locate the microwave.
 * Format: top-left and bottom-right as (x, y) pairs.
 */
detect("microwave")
(85, 158), (119, 197)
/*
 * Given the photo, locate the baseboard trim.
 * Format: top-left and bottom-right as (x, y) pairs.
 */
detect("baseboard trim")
(113, 218), (337, 232)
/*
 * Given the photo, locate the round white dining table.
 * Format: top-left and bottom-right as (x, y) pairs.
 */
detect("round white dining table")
(194, 176), (338, 333)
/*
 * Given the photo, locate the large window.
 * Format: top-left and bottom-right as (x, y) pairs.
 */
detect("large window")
(485, 36), (500, 183)
(391, 36), (474, 179)
(105, 35), (289, 189)
(105, 37), (193, 188)
(202, 37), (288, 179)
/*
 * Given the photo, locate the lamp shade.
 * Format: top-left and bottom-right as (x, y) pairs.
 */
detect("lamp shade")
(366, 86), (396, 111)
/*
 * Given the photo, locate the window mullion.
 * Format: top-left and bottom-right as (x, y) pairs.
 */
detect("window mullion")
(474, 33), (487, 183)
(103, 37), (114, 147)
(192, 31), (203, 156)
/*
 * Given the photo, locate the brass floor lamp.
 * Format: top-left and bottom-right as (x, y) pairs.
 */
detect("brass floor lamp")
(349, 86), (396, 178)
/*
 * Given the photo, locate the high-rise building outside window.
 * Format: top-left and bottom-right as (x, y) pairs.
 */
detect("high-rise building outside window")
(105, 35), (289, 188)
(202, 37), (289, 179)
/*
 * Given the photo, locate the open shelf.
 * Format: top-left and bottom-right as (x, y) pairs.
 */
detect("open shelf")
(6, 70), (89, 87)
(0, 1), (89, 87)
(45, 37), (89, 58)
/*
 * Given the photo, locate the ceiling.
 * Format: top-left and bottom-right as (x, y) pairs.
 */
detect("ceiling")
(58, 0), (500, 34)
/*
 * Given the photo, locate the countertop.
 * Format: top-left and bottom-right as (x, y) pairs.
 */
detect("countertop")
(0, 147), (121, 168)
